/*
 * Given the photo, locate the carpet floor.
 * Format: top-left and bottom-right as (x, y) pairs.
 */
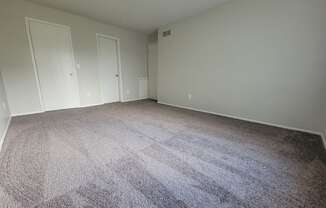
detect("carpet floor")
(0, 100), (325, 208)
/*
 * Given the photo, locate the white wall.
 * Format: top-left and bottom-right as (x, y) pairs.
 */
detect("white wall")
(158, 0), (326, 133)
(148, 43), (158, 100)
(0, 70), (11, 150)
(0, 0), (147, 115)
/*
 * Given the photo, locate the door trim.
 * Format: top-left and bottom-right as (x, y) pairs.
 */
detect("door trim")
(25, 17), (81, 111)
(96, 33), (124, 103)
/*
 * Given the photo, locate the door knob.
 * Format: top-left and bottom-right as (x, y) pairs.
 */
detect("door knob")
(115, 74), (119, 77)
(69, 72), (73, 76)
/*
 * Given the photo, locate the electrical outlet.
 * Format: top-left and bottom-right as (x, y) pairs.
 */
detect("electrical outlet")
(126, 89), (130, 95)
(188, 93), (192, 100)
(87, 92), (91, 97)
(76, 64), (81, 69)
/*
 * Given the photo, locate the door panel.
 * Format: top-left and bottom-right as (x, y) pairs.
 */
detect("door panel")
(97, 36), (120, 103)
(28, 20), (79, 111)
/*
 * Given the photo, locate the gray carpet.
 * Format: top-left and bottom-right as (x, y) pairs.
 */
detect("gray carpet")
(0, 100), (325, 208)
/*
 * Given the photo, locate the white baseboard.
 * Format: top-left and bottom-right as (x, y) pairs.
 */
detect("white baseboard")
(12, 102), (106, 116)
(12, 103), (103, 115)
(11, 110), (44, 117)
(158, 101), (324, 139)
(123, 98), (148, 103)
(0, 116), (12, 153)
(79, 103), (104, 108)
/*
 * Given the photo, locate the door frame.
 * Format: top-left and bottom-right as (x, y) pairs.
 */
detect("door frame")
(25, 17), (81, 111)
(96, 33), (124, 103)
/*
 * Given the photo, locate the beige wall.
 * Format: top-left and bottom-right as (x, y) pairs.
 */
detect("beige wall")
(158, 0), (326, 133)
(0, 70), (11, 150)
(0, 0), (147, 115)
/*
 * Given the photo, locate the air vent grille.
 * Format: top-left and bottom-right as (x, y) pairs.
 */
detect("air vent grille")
(162, 30), (172, 37)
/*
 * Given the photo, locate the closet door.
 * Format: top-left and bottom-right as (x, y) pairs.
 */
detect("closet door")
(97, 35), (120, 103)
(28, 19), (80, 111)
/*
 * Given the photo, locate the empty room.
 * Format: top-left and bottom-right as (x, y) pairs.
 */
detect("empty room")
(0, 0), (325, 207)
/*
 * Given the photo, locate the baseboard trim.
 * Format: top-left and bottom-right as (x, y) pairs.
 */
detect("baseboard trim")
(12, 102), (105, 116)
(79, 103), (104, 108)
(123, 98), (148, 103)
(158, 101), (324, 138)
(10, 99), (150, 116)
(0, 116), (12, 153)
(11, 111), (44, 117)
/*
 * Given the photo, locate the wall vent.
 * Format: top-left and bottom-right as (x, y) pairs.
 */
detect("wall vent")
(162, 30), (172, 37)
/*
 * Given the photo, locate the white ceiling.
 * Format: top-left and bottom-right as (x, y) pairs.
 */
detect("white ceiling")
(28, 0), (230, 34)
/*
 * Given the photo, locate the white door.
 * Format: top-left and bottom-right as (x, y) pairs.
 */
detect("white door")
(27, 19), (80, 111)
(97, 35), (120, 103)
